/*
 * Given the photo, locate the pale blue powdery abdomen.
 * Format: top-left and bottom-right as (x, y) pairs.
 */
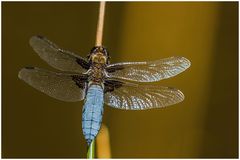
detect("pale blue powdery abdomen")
(82, 84), (104, 145)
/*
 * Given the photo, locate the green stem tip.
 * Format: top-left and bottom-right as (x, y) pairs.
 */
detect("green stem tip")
(87, 140), (95, 159)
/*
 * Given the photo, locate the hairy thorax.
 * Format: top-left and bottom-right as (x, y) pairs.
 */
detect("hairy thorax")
(88, 63), (106, 84)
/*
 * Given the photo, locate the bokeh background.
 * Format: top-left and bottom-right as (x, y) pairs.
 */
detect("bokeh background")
(2, 2), (238, 158)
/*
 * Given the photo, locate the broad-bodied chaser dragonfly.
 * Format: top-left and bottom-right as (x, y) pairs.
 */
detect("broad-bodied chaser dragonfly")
(18, 36), (191, 145)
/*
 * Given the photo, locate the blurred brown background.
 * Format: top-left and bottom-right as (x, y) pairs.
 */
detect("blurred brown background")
(2, 2), (238, 158)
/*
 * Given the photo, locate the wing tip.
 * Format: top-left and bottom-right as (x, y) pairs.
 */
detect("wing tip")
(175, 56), (191, 69)
(182, 57), (191, 68)
(35, 35), (44, 39)
(29, 35), (44, 46)
(31, 35), (44, 40)
(177, 88), (185, 101)
(18, 69), (24, 79)
(166, 86), (185, 106)
(18, 67), (35, 79)
(25, 66), (35, 69)
(171, 56), (191, 68)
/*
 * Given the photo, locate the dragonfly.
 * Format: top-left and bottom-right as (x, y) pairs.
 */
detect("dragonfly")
(18, 35), (191, 145)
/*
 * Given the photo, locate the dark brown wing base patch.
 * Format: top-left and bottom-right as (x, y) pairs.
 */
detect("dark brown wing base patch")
(72, 74), (88, 89)
(76, 58), (90, 70)
(104, 79), (124, 93)
(106, 65), (124, 73)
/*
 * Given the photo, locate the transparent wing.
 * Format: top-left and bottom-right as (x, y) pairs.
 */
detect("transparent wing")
(29, 36), (90, 73)
(106, 56), (191, 82)
(18, 67), (87, 102)
(104, 80), (184, 110)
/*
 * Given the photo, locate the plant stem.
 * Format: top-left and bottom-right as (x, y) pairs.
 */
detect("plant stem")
(95, 1), (106, 46)
(87, 140), (95, 159)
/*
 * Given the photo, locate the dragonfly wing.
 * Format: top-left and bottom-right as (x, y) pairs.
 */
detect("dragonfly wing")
(104, 79), (184, 110)
(18, 67), (87, 102)
(106, 56), (191, 82)
(29, 36), (90, 73)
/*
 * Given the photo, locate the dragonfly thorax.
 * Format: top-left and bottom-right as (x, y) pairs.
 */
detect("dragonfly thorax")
(87, 63), (106, 84)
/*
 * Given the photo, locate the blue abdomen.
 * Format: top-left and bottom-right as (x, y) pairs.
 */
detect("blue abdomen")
(82, 84), (104, 145)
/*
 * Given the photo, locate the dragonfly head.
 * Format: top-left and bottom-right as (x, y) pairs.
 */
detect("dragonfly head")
(88, 46), (110, 64)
